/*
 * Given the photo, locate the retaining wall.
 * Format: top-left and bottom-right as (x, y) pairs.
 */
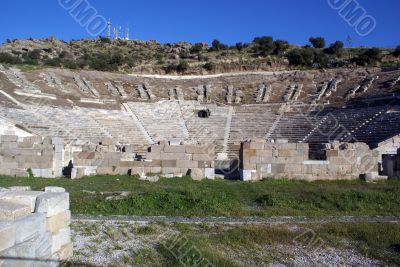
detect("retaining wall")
(240, 139), (380, 181)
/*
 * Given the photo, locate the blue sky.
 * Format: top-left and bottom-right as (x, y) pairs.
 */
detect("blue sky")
(0, 0), (399, 47)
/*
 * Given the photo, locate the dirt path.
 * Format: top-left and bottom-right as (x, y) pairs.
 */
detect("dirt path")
(72, 215), (400, 224)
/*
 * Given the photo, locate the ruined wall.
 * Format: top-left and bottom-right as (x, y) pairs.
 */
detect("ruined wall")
(71, 141), (215, 180)
(0, 186), (72, 266)
(0, 135), (64, 178)
(240, 139), (379, 181)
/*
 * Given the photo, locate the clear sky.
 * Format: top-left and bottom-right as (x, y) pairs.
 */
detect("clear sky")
(0, 0), (399, 47)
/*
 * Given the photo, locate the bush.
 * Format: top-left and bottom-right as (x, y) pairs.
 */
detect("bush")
(44, 57), (61, 67)
(0, 52), (22, 64)
(26, 49), (42, 60)
(324, 41), (344, 55)
(287, 48), (315, 66)
(203, 62), (215, 71)
(235, 42), (244, 52)
(393, 45), (400, 57)
(309, 37), (326, 48)
(273, 40), (289, 55)
(88, 53), (118, 71)
(176, 60), (189, 72)
(99, 36), (111, 44)
(190, 43), (203, 54)
(211, 39), (228, 51)
(253, 36), (275, 56)
(354, 48), (381, 66)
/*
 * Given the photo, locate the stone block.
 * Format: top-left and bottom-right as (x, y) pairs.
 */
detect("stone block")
(150, 167), (162, 174)
(101, 137), (114, 146)
(8, 186), (31, 191)
(162, 160), (177, 168)
(1, 135), (18, 142)
(197, 161), (213, 168)
(51, 227), (71, 254)
(23, 136), (42, 144)
(96, 167), (115, 175)
(192, 154), (213, 161)
(45, 187), (66, 193)
(186, 145), (213, 154)
(162, 167), (182, 176)
(161, 152), (191, 160)
(164, 145), (186, 153)
(205, 168), (215, 180)
(243, 149), (257, 158)
(240, 170), (253, 181)
(249, 141), (264, 150)
(176, 160), (198, 168)
(0, 222), (16, 251)
(51, 137), (64, 145)
(0, 201), (31, 220)
(271, 163), (285, 174)
(31, 169), (53, 178)
(35, 192), (69, 217)
(256, 149), (272, 157)
(0, 191), (44, 212)
(14, 213), (46, 243)
(190, 168), (205, 180)
(46, 210), (71, 234)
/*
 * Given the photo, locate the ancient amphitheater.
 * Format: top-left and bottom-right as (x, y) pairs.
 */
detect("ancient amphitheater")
(0, 64), (399, 180)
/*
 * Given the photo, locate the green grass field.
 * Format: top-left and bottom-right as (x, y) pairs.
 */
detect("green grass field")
(1, 175), (399, 217)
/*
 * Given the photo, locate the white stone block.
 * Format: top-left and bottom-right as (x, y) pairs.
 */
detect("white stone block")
(0, 201), (31, 220)
(0, 191), (44, 212)
(35, 193), (69, 217)
(44, 187), (65, 193)
(46, 210), (71, 233)
(205, 168), (215, 180)
(240, 169), (254, 181)
(8, 186), (31, 191)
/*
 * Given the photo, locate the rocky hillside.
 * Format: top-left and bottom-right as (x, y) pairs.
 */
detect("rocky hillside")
(0, 37), (399, 75)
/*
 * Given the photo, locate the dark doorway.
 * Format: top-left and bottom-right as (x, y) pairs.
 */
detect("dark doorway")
(198, 109), (211, 118)
(382, 154), (397, 177)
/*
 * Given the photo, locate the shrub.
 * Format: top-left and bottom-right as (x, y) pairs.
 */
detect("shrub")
(287, 48), (315, 66)
(393, 45), (400, 57)
(0, 52), (22, 64)
(354, 48), (381, 66)
(176, 60), (189, 72)
(253, 36), (275, 56)
(273, 40), (289, 55)
(99, 36), (111, 44)
(309, 37), (326, 48)
(324, 41), (344, 55)
(190, 43), (203, 54)
(203, 62), (215, 71)
(235, 42), (244, 52)
(211, 39), (228, 51)
(26, 49), (42, 60)
(44, 57), (61, 67)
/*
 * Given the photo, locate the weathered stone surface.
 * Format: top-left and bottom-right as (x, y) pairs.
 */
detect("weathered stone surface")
(0, 201), (31, 220)
(190, 168), (205, 180)
(14, 213), (46, 243)
(0, 191), (43, 212)
(0, 222), (16, 251)
(51, 227), (71, 254)
(58, 242), (73, 261)
(46, 210), (71, 234)
(35, 193), (69, 217)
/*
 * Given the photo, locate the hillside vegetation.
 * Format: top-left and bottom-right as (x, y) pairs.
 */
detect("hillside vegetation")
(0, 36), (399, 74)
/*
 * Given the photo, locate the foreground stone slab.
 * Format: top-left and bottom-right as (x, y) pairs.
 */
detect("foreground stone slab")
(44, 187), (66, 193)
(0, 201), (31, 220)
(14, 213), (46, 243)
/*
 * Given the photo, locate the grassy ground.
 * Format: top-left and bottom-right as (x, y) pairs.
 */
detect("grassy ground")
(1, 175), (399, 217)
(70, 221), (400, 266)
